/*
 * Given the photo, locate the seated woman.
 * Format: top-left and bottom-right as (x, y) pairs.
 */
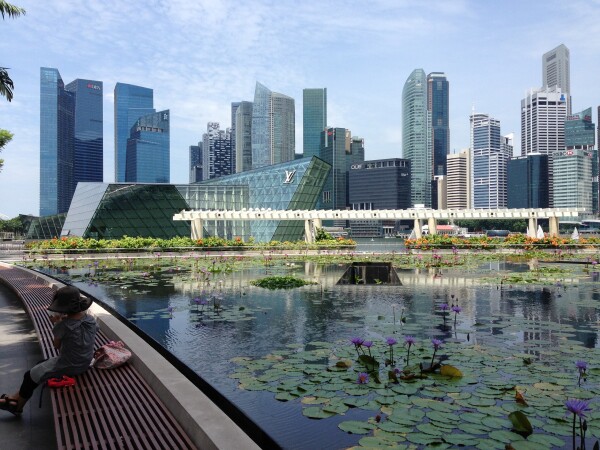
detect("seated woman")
(0, 285), (98, 416)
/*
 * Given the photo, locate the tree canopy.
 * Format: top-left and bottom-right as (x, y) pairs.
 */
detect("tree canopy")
(0, 1), (25, 102)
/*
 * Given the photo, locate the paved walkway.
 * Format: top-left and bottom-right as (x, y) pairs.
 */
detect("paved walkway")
(0, 283), (55, 450)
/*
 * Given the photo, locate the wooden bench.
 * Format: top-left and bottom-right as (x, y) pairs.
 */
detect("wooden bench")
(0, 264), (197, 450)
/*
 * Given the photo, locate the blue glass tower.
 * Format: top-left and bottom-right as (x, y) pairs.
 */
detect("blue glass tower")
(427, 73), (449, 177)
(126, 110), (170, 183)
(65, 79), (103, 188)
(303, 88), (327, 158)
(114, 83), (154, 182)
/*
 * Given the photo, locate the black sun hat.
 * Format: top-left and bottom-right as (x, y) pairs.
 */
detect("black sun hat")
(48, 286), (93, 314)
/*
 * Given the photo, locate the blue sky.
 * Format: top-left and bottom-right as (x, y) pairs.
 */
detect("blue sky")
(1, 0), (600, 218)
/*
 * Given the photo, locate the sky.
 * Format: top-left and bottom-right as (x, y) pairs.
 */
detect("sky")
(1, 0), (600, 218)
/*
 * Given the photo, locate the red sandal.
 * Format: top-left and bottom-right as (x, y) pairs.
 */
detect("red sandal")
(47, 375), (76, 388)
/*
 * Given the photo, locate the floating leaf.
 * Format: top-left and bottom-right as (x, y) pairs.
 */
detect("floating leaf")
(508, 411), (533, 437)
(515, 390), (528, 406)
(338, 420), (375, 434)
(335, 360), (352, 368)
(302, 406), (336, 419)
(440, 364), (463, 378)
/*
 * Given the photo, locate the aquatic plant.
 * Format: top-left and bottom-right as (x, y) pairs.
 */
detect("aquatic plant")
(356, 372), (369, 384)
(565, 399), (592, 450)
(385, 337), (397, 365)
(576, 360), (587, 387)
(404, 335), (415, 367)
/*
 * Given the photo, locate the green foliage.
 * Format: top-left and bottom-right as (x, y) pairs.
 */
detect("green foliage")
(315, 227), (333, 241)
(250, 275), (315, 290)
(454, 219), (528, 232)
(0, 128), (13, 171)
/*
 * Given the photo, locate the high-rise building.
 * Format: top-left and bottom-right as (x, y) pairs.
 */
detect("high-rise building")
(521, 86), (568, 205)
(114, 83), (155, 182)
(230, 102), (240, 173)
(543, 44), (570, 113)
(402, 69), (431, 207)
(303, 88), (327, 158)
(553, 108), (596, 210)
(446, 149), (471, 209)
(65, 79), (103, 189)
(348, 158), (411, 237)
(189, 144), (202, 183)
(40, 68), (103, 216)
(235, 101), (253, 173)
(427, 73), (449, 177)
(126, 110), (170, 183)
(471, 113), (510, 208)
(507, 153), (549, 209)
(318, 128), (364, 210)
(251, 82), (295, 169)
(202, 122), (233, 180)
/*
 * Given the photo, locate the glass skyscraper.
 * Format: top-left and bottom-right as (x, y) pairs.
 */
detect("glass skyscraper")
(65, 79), (103, 188)
(202, 122), (233, 180)
(235, 101), (253, 173)
(126, 110), (170, 183)
(303, 88), (327, 158)
(40, 68), (102, 216)
(427, 73), (449, 177)
(114, 83), (154, 182)
(189, 144), (202, 183)
(507, 154), (549, 208)
(252, 82), (295, 169)
(402, 69), (430, 207)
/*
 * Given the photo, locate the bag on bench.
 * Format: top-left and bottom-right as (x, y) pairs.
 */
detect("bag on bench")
(93, 341), (132, 369)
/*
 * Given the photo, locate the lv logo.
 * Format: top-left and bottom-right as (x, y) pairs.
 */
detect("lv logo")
(284, 170), (296, 184)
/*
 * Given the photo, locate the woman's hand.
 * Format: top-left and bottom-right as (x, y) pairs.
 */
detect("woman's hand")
(49, 313), (65, 324)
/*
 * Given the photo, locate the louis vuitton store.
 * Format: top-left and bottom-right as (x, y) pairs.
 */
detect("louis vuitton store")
(54, 157), (330, 243)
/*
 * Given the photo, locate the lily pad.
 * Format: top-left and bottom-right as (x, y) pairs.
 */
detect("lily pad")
(338, 420), (375, 434)
(302, 406), (336, 419)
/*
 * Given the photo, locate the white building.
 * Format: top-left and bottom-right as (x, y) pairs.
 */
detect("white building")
(553, 149), (593, 210)
(446, 149), (471, 209)
(543, 44), (570, 114)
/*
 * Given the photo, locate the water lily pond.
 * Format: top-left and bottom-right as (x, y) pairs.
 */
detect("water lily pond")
(27, 256), (600, 449)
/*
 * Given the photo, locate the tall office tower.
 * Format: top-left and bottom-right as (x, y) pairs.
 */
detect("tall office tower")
(521, 87), (568, 205)
(235, 101), (253, 173)
(125, 110), (170, 183)
(318, 127), (365, 210)
(348, 158), (411, 237)
(303, 88), (327, 158)
(202, 122), (233, 180)
(446, 149), (471, 209)
(40, 68), (103, 216)
(251, 82), (295, 169)
(114, 83), (155, 182)
(40, 68), (74, 216)
(230, 102), (240, 172)
(471, 113), (510, 208)
(189, 143), (203, 183)
(543, 44), (570, 114)
(65, 79), (103, 187)
(507, 153), (549, 208)
(553, 108), (595, 210)
(402, 69), (431, 207)
(428, 73), (449, 209)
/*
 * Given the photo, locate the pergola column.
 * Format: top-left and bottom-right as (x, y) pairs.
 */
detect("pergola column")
(528, 217), (537, 238)
(548, 216), (559, 236)
(413, 219), (422, 239)
(427, 217), (438, 235)
(304, 218), (322, 243)
(191, 218), (204, 240)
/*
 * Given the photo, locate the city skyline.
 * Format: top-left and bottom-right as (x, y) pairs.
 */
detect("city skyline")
(1, 1), (600, 217)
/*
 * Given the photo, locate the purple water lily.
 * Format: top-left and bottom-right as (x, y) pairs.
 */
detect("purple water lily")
(404, 335), (416, 366)
(575, 360), (587, 386)
(565, 399), (592, 449)
(385, 337), (397, 364)
(431, 338), (443, 368)
(451, 305), (462, 327)
(439, 303), (449, 312)
(357, 372), (369, 384)
(351, 337), (365, 357)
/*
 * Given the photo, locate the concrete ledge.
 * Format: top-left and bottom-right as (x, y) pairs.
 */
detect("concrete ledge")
(2, 263), (260, 450)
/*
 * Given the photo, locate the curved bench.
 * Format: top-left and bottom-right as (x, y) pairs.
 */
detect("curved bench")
(0, 263), (198, 450)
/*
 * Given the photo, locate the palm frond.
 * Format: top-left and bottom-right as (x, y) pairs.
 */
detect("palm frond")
(0, 67), (14, 102)
(0, 1), (25, 19)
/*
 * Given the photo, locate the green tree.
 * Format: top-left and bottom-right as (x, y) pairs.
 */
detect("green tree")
(0, 1), (25, 102)
(0, 129), (13, 172)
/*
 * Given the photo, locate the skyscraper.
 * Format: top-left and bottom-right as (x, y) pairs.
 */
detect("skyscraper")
(202, 122), (233, 180)
(521, 86), (568, 205)
(65, 79), (103, 188)
(126, 110), (170, 183)
(402, 69), (431, 207)
(471, 113), (510, 208)
(543, 44), (570, 113)
(553, 108), (595, 210)
(446, 149), (471, 209)
(114, 83), (154, 182)
(303, 88), (327, 158)
(189, 144), (202, 183)
(251, 82), (295, 169)
(235, 101), (253, 173)
(230, 102), (240, 172)
(40, 68), (103, 216)
(507, 154), (549, 209)
(427, 73), (449, 177)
